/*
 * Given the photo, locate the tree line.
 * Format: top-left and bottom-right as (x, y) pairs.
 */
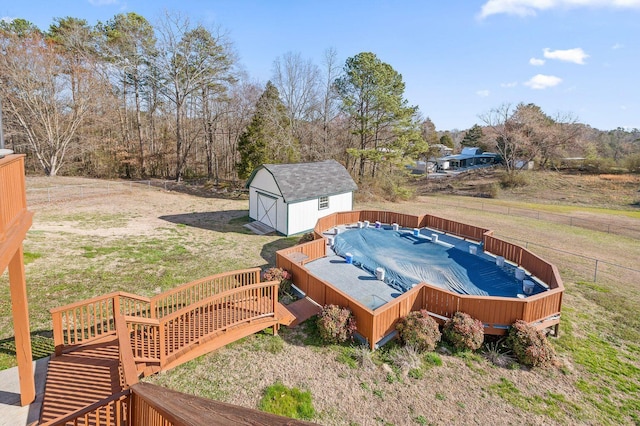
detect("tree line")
(1, 12), (638, 190)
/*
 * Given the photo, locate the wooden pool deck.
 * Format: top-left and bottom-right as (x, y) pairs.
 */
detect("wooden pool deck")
(277, 210), (564, 349)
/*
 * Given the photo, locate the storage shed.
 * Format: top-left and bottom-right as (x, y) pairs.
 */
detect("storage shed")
(246, 160), (358, 236)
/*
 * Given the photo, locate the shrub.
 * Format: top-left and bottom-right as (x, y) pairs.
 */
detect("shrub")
(262, 267), (291, 282)
(298, 232), (315, 244)
(259, 382), (315, 420)
(507, 320), (558, 368)
(262, 267), (293, 297)
(442, 311), (484, 352)
(317, 305), (357, 344)
(625, 153), (640, 174)
(499, 171), (528, 188)
(395, 310), (441, 352)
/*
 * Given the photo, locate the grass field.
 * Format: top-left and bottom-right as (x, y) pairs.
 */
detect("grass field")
(1, 173), (639, 425)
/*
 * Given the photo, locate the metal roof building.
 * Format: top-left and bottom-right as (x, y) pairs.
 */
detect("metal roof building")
(246, 160), (358, 235)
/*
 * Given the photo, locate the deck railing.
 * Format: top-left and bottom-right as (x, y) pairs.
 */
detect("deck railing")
(51, 293), (119, 354)
(0, 155), (28, 245)
(277, 237), (327, 263)
(38, 390), (131, 426)
(149, 267), (261, 317)
(52, 276), (280, 370)
(51, 269), (265, 355)
(280, 209), (564, 348)
(313, 210), (491, 243)
(160, 281), (279, 365)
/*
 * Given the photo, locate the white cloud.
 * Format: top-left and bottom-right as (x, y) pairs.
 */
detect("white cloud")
(612, 43), (624, 50)
(476, 90), (490, 97)
(524, 74), (563, 89)
(88, 0), (119, 5)
(478, 0), (640, 19)
(543, 47), (589, 64)
(529, 57), (546, 66)
(501, 82), (518, 88)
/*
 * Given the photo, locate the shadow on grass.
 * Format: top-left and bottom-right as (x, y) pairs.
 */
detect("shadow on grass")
(142, 179), (249, 200)
(260, 237), (299, 266)
(159, 210), (256, 233)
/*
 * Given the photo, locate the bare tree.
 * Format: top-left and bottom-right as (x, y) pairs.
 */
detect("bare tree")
(481, 103), (582, 174)
(480, 103), (523, 174)
(271, 51), (320, 159)
(0, 31), (93, 176)
(155, 11), (235, 181)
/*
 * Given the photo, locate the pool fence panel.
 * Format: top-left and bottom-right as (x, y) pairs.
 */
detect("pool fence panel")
(370, 286), (423, 347)
(279, 210), (564, 348)
(421, 215), (490, 242)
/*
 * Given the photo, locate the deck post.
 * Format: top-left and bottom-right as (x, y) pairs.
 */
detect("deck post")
(9, 245), (36, 406)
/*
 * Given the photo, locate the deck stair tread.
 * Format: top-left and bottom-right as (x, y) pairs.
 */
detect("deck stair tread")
(39, 336), (123, 424)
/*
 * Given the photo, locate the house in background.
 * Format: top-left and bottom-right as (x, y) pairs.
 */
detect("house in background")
(436, 147), (501, 171)
(246, 160), (358, 236)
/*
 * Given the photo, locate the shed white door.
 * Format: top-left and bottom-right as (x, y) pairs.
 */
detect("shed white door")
(256, 193), (277, 229)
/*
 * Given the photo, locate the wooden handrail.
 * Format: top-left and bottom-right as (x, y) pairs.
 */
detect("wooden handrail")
(150, 268), (262, 317)
(160, 281), (279, 324)
(49, 291), (121, 314)
(124, 315), (159, 326)
(38, 389), (131, 426)
(115, 314), (139, 388)
(130, 382), (316, 426)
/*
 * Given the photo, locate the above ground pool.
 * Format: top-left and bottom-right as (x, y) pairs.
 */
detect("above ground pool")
(331, 227), (546, 298)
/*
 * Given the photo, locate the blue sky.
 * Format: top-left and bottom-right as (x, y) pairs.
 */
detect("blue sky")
(2, 0), (639, 131)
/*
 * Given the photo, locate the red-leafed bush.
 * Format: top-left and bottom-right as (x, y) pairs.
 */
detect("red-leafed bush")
(507, 320), (558, 368)
(317, 305), (357, 344)
(396, 310), (441, 352)
(262, 267), (293, 298)
(443, 311), (485, 351)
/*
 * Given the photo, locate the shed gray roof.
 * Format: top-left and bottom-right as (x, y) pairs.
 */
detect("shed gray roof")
(247, 160), (358, 203)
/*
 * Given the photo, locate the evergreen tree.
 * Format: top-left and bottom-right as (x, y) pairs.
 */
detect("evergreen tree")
(237, 81), (293, 179)
(460, 124), (484, 147)
(440, 133), (454, 148)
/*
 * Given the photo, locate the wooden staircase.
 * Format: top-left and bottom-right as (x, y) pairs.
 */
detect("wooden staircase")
(40, 269), (307, 424)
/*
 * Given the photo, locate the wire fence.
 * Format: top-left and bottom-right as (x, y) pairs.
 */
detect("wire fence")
(494, 234), (640, 285)
(25, 180), (639, 285)
(25, 180), (161, 204)
(437, 198), (640, 240)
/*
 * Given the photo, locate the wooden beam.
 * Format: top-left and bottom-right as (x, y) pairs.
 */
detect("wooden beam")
(9, 245), (35, 406)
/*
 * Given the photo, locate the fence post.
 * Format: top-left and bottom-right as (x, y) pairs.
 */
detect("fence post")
(47, 188), (51, 203)
(594, 259), (599, 283)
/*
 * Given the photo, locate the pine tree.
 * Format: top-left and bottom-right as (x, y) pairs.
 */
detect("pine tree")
(461, 124), (485, 147)
(237, 81), (294, 179)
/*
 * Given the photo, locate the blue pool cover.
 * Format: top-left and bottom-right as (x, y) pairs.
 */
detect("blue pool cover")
(332, 227), (543, 298)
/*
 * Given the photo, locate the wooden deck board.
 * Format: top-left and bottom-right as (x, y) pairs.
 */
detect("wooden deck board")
(281, 297), (322, 327)
(39, 336), (124, 424)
